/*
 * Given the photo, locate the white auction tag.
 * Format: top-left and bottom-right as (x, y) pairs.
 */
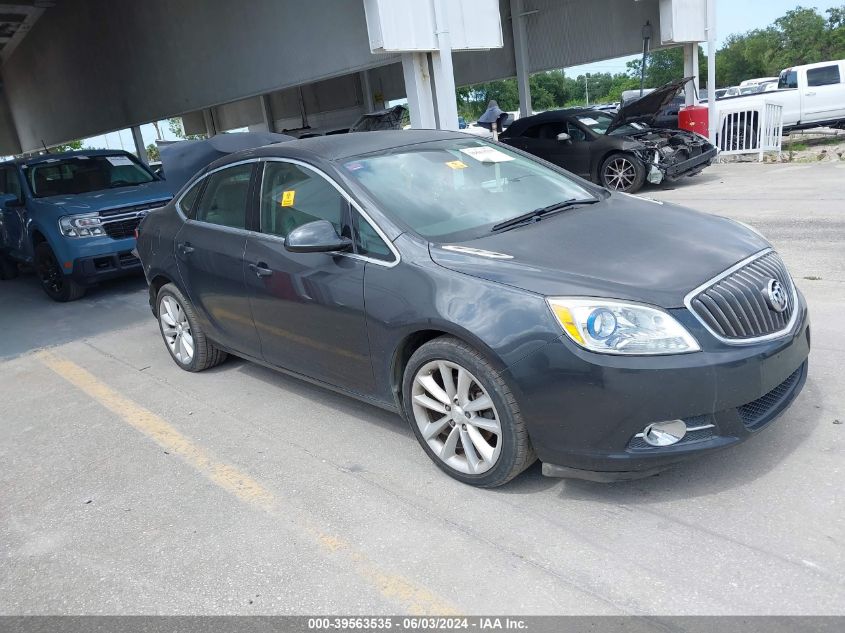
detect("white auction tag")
(105, 155), (134, 167)
(459, 146), (514, 163)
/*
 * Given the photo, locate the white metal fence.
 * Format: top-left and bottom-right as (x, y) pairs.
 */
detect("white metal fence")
(716, 101), (784, 161)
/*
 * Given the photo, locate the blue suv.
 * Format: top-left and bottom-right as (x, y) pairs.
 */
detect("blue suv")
(0, 150), (172, 301)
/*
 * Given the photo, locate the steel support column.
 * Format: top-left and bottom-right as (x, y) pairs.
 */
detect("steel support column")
(360, 70), (375, 113)
(131, 125), (148, 165)
(260, 94), (276, 133)
(683, 42), (699, 105)
(401, 52), (436, 129)
(510, 0), (532, 117)
(430, 0), (459, 130)
(706, 0), (717, 144)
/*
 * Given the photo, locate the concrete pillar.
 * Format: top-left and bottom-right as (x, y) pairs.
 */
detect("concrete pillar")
(706, 0), (717, 145)
(402, 52), (436, 129)
(360, 70), (375, 113)
(260, 94), (276, 133)
(131, 125), (148, 165)
(430, 0), (459, 131)
(510, 0), (532, 117)
(683, 42), (699, 105)
(202, 109), (217, 137)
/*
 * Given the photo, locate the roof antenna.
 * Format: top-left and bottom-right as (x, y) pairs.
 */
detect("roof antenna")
(41, 140), (50, 154)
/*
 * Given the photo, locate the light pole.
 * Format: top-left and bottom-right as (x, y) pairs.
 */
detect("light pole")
(640, 21), (652, 97)
(585, 73), (589, 106)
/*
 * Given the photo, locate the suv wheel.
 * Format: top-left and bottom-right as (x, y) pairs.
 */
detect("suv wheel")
(402, 336), (536, 487)
(156, 283), (227, 372)
(34, 242), (85, 301)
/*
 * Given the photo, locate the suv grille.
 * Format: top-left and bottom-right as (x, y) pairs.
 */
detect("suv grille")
(737, 365), (804, 429)
(688, 251), (795, 341)
(99, 200), (169, 240)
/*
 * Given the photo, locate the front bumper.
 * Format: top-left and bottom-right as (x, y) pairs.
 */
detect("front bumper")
(663, 146), (718, 179)
(502, 293), (810, 480)
(70, 250), (142, 285)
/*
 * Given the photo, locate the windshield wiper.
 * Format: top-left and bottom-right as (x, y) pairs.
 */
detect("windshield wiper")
(491, 198), (598, 232)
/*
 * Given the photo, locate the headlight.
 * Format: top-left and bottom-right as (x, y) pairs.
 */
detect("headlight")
(547, 298), (700, 355)
(58, 213), (106, 238)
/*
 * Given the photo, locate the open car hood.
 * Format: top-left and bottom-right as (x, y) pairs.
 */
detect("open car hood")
(607, 77), (692, 132)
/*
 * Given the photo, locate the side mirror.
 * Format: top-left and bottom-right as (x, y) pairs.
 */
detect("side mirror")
(556, 132), (572, 142)
(284, 219), (352, 254)
(0, 193), (22, 210)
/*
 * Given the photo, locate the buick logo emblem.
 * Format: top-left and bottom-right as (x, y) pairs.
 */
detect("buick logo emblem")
(764, 279), (788, 313)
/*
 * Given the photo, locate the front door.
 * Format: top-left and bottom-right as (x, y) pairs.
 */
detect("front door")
(174, 162), (261, 358)
(515, 121), (592, 177)
(244, 160), (374, 394)
(0, 167), (27, 259)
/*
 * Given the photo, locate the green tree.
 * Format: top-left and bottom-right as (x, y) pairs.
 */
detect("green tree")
(51, 140), (84, 153)
(146, 143), (161, 162)
(167, 117), (205, 141)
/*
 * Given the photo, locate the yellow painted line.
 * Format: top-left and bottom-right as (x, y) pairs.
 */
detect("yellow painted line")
(36, 349), (458, 615)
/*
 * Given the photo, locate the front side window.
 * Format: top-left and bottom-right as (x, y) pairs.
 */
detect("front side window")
(194, 163), (252, 229)
(807, 65), (841, 87)
(352, 212), (393, 262)
(259, 162), (347, 238)
(341, 138), (596, 242)
(24, 154), (155, 198)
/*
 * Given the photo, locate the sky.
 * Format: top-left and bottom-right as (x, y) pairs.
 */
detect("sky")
(81, 0), (842, 153)
(565, 0), (842, 77)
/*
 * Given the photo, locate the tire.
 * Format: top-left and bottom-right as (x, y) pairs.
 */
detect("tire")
(0, 253), (19, 280)
(156, 283), (227, 372)
(402, 336), (536, 487)
(721, 117), (758, 150)
(34, 242), (86, 301)
(599, 152), (646, 193)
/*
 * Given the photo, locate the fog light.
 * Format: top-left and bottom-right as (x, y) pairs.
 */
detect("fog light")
(642, 420), (687, 446)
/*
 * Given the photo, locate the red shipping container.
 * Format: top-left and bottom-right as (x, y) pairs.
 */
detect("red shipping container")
(678, 105), (709, 135)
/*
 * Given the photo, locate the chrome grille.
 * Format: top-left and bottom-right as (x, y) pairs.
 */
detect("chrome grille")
(687, 250), (795, 342)
(99, 200), (169, 240)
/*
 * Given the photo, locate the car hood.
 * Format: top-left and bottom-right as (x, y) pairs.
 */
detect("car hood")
(428, 194), (769, 308)
(31, 180), (173, 215)
(608, 77), (692, 132)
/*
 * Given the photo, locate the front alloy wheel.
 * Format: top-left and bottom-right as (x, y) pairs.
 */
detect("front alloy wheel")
(600, 153), (646, 193)
(402, 336), (536, 487)
(412, 360), (502, 475)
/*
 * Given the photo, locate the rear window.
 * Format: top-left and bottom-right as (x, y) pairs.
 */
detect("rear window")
(778, 70), (798, 89)
(807, 65), (841, 87)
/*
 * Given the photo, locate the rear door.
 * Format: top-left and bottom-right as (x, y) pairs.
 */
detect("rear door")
(801, 63), (845, 122)
(243, 159), (376, 394)
(174, 161), (261, 358)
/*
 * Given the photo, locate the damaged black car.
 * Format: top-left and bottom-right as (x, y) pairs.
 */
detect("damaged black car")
(500, 78), (717, 193)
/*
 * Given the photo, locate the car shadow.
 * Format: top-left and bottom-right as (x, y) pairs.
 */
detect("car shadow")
(644, 169), (723, 192)
(0, 270), (151, 360)
(229, 357), (413, 439)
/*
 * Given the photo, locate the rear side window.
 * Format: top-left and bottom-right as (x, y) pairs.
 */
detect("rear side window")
(778, 70), (798, 89)
(179, 180), (203, 218)
(259, 161), (347, 238)
(194, 163), (253, 229)
(807, 65), (841, 87)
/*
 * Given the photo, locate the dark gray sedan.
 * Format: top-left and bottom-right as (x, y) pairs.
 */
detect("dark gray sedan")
(136, 130), (809, 487)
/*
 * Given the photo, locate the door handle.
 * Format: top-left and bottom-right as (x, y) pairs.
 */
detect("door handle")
(177, 242), (195, 255)
(249, 262), (272, 278)
(805, 92), (816, 96)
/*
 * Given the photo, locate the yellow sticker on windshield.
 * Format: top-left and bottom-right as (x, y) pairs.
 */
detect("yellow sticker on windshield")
(280, 190), (296, 207)
(446, 160), (468, 170)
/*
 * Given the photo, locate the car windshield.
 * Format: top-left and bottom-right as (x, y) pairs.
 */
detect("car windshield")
(575, 112), (649, 136)
(24, 154), (155, 198)
(341, 138), (596, 241)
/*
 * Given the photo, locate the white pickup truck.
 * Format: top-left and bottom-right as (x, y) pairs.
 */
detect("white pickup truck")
(716, 59), (845, 140)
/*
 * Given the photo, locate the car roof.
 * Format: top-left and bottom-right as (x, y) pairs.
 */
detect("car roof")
(204, 129), (469, 171)
(503, 109), (602, 136)
(3, 148), (135, 168)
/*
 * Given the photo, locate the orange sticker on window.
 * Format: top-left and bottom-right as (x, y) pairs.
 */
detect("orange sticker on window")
(280, 190), (296, 207)
(446, 160), (468, 170)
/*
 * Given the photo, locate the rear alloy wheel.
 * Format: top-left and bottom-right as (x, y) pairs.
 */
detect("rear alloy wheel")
(403, 336), (535, 487)
(34, 242), (85, 301)
(599, 153), (646, 193)
(156, 283), (227, 372)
